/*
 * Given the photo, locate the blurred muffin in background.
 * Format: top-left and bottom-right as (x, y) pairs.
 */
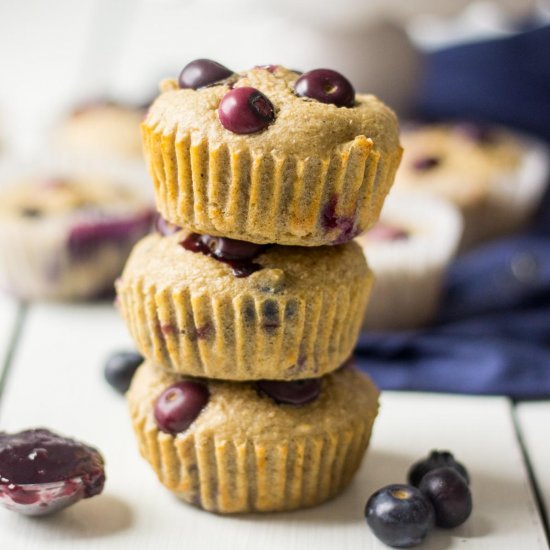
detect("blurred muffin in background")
(358, 193), (462, 331)
(53, 100), (145, 162)
(392, 122), (549, 250)
(0, 175), (153, 301)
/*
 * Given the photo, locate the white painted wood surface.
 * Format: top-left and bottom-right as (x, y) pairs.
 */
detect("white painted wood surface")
(516, 402), (550, 527)
(0, 303), (547, 549)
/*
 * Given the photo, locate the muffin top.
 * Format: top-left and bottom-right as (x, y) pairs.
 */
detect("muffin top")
(119, 229), (370, 297)
(55, 101), (145, 159)
(145, 63), (400, 159)
(129, 361), (378, 441)
(0, 177), (151, 225)
(394, 122), (523, 206)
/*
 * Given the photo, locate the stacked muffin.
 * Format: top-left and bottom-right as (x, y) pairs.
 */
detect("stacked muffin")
(116, 60), (401, 513)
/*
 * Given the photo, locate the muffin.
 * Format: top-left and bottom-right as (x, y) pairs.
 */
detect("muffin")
(0, 176), (153, 300)
(357, 193), (462, 331)
(54, 100), (145, 161)
(393, 122), (549, 249)
(116, 227), (372, 380)
(127, 360), (379, 514)
(142, 62), (402, 246)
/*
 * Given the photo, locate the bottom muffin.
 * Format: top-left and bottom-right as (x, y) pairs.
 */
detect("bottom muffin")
(127, 360), (379, 514)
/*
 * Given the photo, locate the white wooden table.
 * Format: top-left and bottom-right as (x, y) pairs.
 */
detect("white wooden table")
(0, 299), (548, 549)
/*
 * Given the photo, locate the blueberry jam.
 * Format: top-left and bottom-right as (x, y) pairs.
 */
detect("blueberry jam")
(0, 429), (105, 516)
(180, 233), (266, 277)
(255, 378), (322, 406)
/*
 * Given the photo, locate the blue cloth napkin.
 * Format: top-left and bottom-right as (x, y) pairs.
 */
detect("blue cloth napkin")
(356, 24), (550, 397)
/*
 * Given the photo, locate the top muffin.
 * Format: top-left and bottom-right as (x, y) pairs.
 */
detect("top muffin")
(142, 61), (402, 246)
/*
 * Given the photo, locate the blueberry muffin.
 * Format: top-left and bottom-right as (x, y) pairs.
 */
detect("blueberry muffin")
(357, 194), (462, 331)
(127, 360), (379, 513)
(0, 177), (153, 300)
(55, 100), (145, 161)
(116, 224), (372, 380)
(393, 122), (548, 249)
(142, 60), (402, 246)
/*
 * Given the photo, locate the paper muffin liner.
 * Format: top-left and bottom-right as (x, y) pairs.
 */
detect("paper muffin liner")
(459, 136), (549, 250)
(141, 121), (402, 246)
(358, 193), (463, 330)
(117, 236), (372, 380)
(128, 362), (379, 514)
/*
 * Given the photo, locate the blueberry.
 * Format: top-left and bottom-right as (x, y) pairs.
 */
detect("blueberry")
(294, 69), (355, 108)
(419, 467), (472, 528)
(154, 381), (210, 434)
(365, 484), (434, 548)
(104, 351), (143, 394)
(218, 87), (275, 134)
(408, 450), (469, 487)
(255, 379), (321, 406)
(178, 58), (233, 90)
(198, 234), (264, 261)
(411, 156), (440, 171)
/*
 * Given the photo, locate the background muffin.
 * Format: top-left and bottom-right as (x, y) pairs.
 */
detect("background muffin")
(0, 175), (153, 300)
(357, 193), (462, 331)
(392, 122), (549, 249)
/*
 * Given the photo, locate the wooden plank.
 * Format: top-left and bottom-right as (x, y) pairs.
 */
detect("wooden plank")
(516, 402), (550, 528)
(0, 294), (19, 379)
(0, 302), (547, 549)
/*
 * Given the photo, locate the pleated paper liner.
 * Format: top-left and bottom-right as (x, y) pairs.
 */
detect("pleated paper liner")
(142, 120), (402, 246)
(116, 234), (372, 380)
(127, 361), (379, 514)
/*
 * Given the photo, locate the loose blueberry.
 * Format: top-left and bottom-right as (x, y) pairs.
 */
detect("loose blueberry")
(178, 59), (233, 90)
(0, 429), (105, 516)
(155, 215), (181, 236)
(255, 378), (321, 406)
(411, 156), (440, 171)
(419, 467), (472, 528)
(218, 87), (275, 134)
(365, 484), (434, 548)
(104, 350), (143, 394)
(408, 450), (469, 487)
(294, 69), (355, 108)
(154, 381), (210, 434)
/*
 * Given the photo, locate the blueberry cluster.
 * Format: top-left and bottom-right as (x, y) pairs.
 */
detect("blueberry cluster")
(178, 58), (356, 135)
(365, 450), (472, 548)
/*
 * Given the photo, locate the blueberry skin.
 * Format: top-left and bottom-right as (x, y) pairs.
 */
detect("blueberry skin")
(419, 467), (472, 528)
(365, 484), (434, 548)
(178, 59), (233, 90)
(408, 450), (470, 487)
(294, 69), (355, 107)
(104, 351), (143, 394)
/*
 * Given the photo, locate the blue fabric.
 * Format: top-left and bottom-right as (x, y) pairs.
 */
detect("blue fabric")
(356, 25), (550, 397)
